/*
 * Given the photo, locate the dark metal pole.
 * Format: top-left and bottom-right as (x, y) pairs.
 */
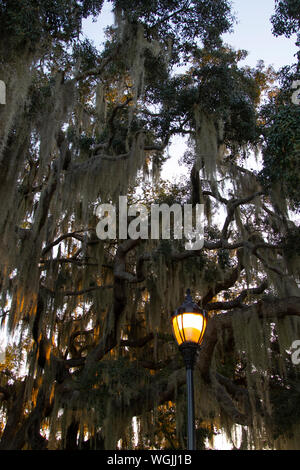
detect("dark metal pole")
(186, 366), (195, 450)
(179, 343), (198, 451)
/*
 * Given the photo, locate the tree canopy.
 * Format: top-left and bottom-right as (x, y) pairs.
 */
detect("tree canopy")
(271, 0), (300, 43)
(0, 0), (300, 450)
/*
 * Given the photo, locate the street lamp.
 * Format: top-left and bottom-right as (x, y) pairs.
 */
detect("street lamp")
(171, 289), (207, 450)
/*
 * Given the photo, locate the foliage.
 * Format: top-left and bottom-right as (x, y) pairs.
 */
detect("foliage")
(271, 0), (300, 45)
(0, 0), (104, 52)
(259, 66), (300, 211)
(110, 0), (234, 49)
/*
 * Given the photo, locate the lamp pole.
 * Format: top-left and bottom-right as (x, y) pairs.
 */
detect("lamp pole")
(186, 361), (195, 450)
(180, 343), (198, 450)
(171, 289), (207, 451)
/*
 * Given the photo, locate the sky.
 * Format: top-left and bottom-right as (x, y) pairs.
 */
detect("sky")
(223, 0), (298, 68)
(81, 0), (298, 181)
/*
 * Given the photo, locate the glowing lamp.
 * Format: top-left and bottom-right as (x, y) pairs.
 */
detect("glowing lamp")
(171, 289), (207, 350)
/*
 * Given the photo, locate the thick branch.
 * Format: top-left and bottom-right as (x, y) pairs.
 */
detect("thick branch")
(41, 231), (85, 256)
(206, 280), (268, 311)
(221, 192), (264, 239)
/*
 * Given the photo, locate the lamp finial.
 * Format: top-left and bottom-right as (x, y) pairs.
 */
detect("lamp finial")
(186, 288), (192, 301)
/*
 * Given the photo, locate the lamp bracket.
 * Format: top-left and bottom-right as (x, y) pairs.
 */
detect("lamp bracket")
(179, 342), (199, 370)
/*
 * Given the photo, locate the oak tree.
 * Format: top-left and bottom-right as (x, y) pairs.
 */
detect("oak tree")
(0, 0), (300, 450)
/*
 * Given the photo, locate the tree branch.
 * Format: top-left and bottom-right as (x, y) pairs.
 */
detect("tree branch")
(206, 280), (268, 311)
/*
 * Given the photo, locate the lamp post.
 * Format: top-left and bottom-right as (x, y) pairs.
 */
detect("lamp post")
(171, 289), (207, 450)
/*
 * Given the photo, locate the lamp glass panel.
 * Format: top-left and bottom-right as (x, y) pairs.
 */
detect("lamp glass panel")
(172, 313), (205, 346)
(182, 313), (203, 343)
(172, 315), (184, 345)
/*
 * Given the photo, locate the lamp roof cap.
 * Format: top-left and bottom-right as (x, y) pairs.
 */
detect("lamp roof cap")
(173, 289), (202, 316)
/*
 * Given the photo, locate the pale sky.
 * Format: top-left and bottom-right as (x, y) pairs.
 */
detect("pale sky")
(223, 0), (298, 68)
